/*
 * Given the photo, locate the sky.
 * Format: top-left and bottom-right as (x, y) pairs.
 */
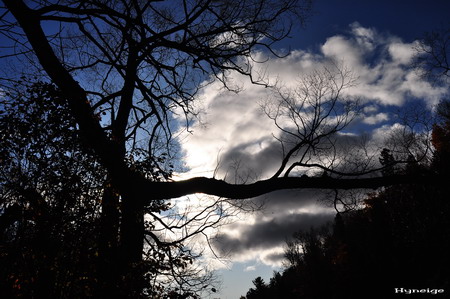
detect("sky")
(172, 1), (450, 298)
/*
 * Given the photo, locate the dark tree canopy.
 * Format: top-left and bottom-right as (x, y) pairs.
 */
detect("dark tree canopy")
(0, 0), (317, 296)
(0, 82), (103, 297)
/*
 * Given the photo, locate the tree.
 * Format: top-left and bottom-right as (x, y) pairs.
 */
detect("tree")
(263, 63), (360, 179)
(431, 99), (450, 174)
(246, 277), (270, 299)
(0, 0), (443, 296)
(0, 0), (316, 296)
(241, 110), (450, 297)
(413, 26), (450, 84)
(240, 26), (450, 299)
(241, 98), (450, 298)
(0, 81), (217, 298)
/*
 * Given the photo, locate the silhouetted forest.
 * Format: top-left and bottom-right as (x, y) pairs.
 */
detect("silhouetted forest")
(242, 101), (450, 299)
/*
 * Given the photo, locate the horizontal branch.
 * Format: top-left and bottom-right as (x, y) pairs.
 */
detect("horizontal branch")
(142, 173), (443, 203)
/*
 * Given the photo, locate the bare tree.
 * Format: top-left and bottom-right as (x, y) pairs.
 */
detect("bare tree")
(413, 26), (450, 84)
(263, 63), (360, 179)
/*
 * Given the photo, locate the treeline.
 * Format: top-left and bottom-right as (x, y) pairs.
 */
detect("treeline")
(242, 101), (450, 299)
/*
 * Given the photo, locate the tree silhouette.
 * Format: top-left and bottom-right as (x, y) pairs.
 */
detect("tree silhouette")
(246, 277), (270, 299)
(413, 26), (450, 84)
(432, 100), (450, 174)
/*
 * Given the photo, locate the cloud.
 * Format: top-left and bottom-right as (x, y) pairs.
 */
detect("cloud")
(174, 23), (448, 268)
(388, 41), (417, 65)
(179, 23), (446, 179)
(244, 265), (256, 272)
(362, 112), (389, 125)
(350, 22), (377, 51)
(321, 36), (364, 66)
(319, 22), (446, 107)
(213, 211), (334, 265)
(363, 104), (379, 113)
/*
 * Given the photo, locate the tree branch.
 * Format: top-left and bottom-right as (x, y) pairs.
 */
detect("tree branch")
(143, 173), (443, 202)
(3, 0), (137, 197)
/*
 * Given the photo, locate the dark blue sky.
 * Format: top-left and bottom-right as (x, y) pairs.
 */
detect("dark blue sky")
(283, 0), (450, 50)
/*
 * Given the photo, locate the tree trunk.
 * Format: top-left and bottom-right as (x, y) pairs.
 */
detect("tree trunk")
(97, 183), (145, 297)
(118, 194), (145, 297)
(120, 197), (144, 264)
(97, 183), (120, 297)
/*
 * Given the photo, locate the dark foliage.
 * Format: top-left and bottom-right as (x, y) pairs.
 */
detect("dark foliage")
(0, 82), (104, 297)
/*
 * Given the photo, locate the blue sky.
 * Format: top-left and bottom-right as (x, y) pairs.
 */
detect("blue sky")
(288, 0), (450, 50)
(173, 1), (450, 298)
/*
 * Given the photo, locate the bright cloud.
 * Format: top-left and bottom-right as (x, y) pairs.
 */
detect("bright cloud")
(388, 41), (417, 65)
(362, 112), (390, 125)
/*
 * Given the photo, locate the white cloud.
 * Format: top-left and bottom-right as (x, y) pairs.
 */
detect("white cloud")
(363, 104), (379, 113)
(388, 41), (417, 65)
(244, 265), (256, 272)
(321, 35), (364, 66)
(350, 22), (377, 52)
(179, 23), (446, 182)
(319, 23), (447, 107)
(362, 112), (389, 125)
(371, 122), (405, 143)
